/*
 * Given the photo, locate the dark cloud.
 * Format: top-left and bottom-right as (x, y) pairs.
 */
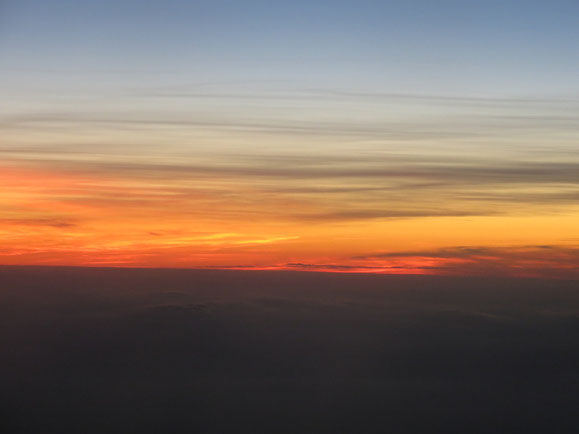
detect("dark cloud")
(295, 209), (490, 221)
(128, 84), (579, 108)
(458, 190), (579, 204)
(355, 245), (579, 260)
(18, 155), (579, 186)
(2, 150), (577, 224)
(353, 245), (579, 279)
(0, 218), (77, 228)
(305, 88), (579, 106)
(354, 246), (496, 259)
(284, 263), (407, 271)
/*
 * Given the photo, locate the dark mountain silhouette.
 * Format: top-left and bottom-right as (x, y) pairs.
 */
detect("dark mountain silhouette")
(1, 266), (578, 433)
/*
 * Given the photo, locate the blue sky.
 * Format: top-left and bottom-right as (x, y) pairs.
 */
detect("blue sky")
(1, 0), (578, 163)
(2, 0), (578, 95)
(0, 0), (578, 273)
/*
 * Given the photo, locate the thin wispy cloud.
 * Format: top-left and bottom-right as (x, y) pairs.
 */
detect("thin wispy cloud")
(0, 0), (577, 274)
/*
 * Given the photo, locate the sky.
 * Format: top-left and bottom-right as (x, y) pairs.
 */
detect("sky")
(0, 0), (578, 277)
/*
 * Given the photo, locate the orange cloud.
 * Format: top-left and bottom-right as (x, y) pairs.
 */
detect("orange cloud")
(0, 161), (578, 278)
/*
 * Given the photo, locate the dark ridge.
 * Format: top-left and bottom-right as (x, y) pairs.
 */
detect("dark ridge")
(1, 266), (578, 433)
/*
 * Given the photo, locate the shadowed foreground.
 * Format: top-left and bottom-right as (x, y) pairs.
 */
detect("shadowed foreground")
(1, 266), (578, 433)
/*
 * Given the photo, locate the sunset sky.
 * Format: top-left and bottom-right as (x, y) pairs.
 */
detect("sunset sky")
(1, 0), (578, 277)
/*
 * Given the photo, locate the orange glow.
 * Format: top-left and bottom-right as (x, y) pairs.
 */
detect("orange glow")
(0, 163), (577, 278)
